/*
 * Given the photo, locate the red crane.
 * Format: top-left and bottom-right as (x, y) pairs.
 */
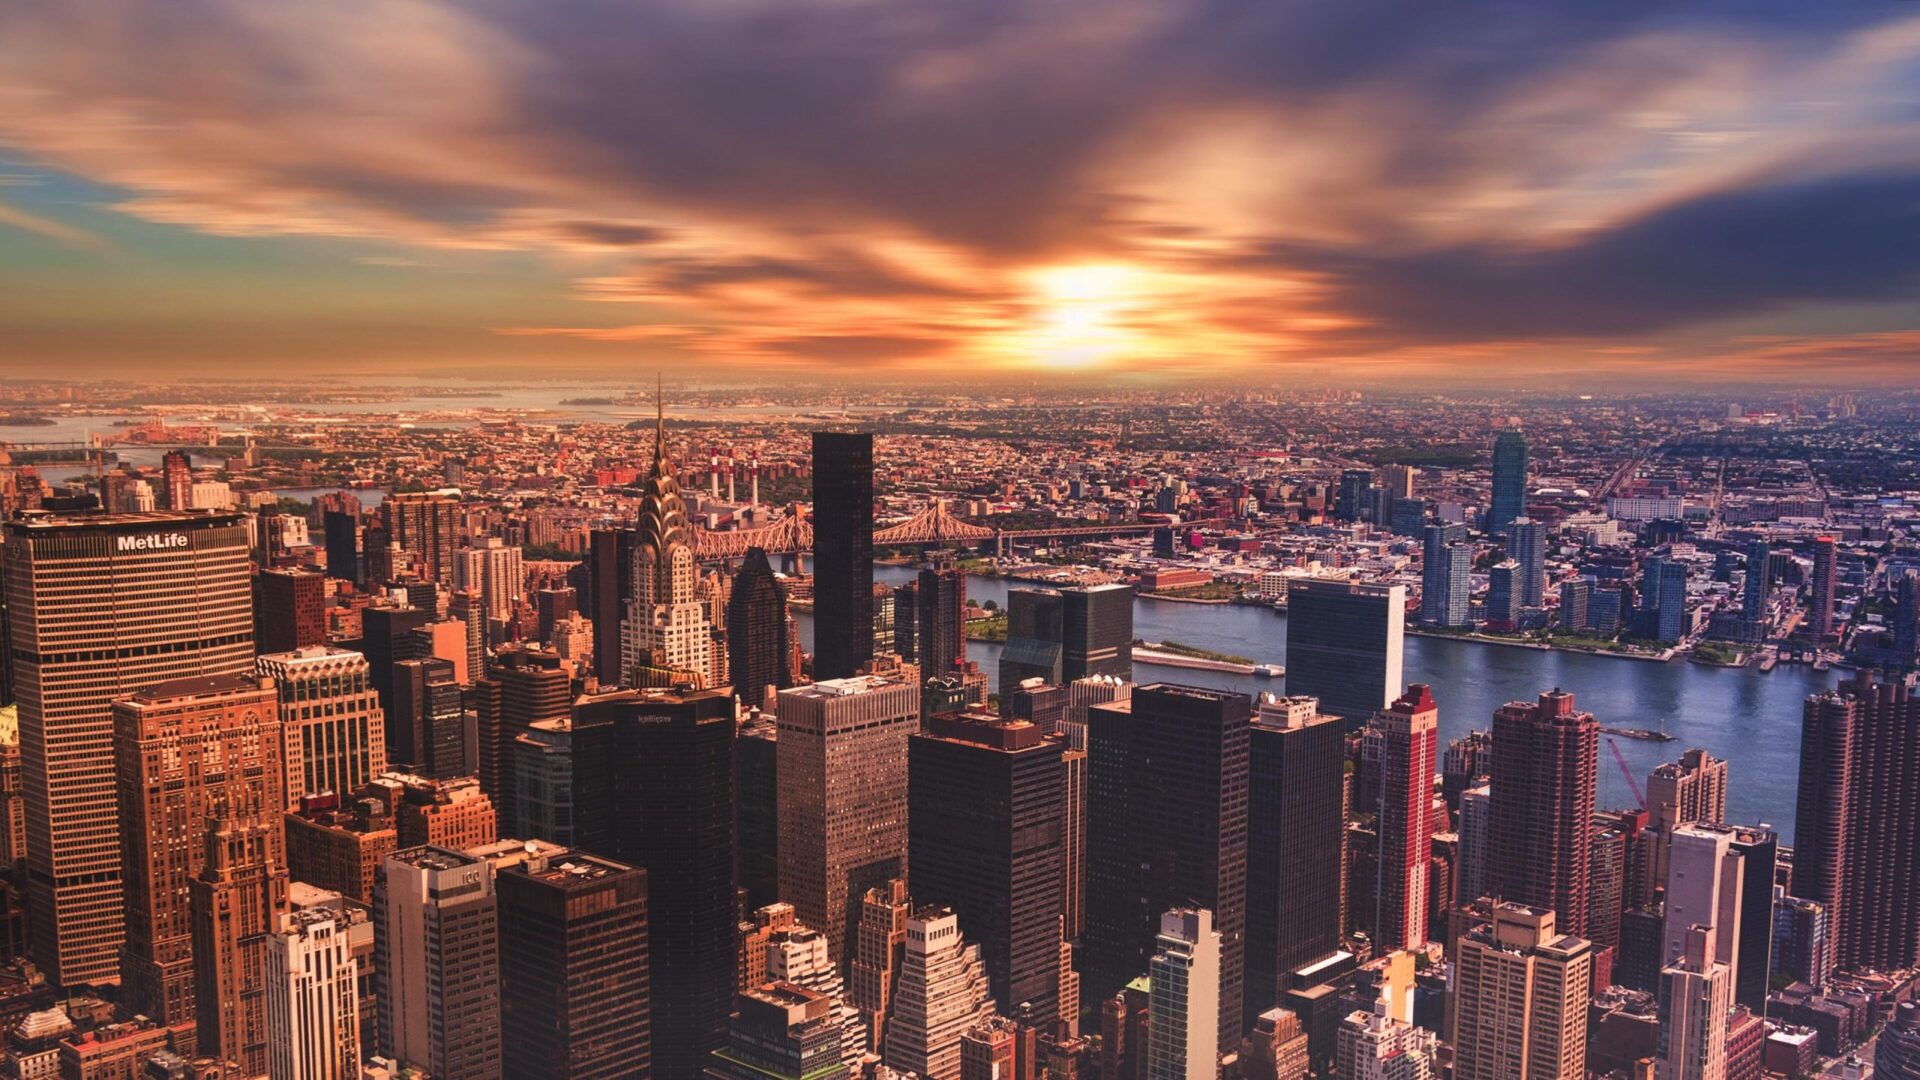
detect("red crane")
(1607, 737), (1646, 809)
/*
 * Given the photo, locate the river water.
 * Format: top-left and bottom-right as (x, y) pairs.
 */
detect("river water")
(796, 565), (1829, 842)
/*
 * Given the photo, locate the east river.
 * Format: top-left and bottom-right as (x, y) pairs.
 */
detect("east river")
(797, 565), (1833, 844)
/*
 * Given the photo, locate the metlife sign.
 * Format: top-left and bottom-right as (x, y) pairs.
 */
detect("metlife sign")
(116, 532), (190, 553)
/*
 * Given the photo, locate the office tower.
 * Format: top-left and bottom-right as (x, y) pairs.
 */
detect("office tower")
(913, 557), (968, 680)
(887, 580), (918, 661)
(882, 908), (995, 1080)
(1726, 829), (1776, 1016)
(1284, 578), (1405, 722)
(374, 847), (501, 1079)
(1809, 536), (1838, 643)
(190, 811), (288, 1073)
(1245, 694), (1345, 1031)
(255, 568), (327, 654)
(586, 687), (736, 1077)
(285, 795), (397, 906)
(533, 585), (576, 644)
(1380, 464), (1416, 500)
(412, 616), (474, 685)
(1771, 891), (1831, 988)
(497, 850), (650, 1080)
(1420, 526), (1471, 628)
(1148, 909), (1221, 1080)
(755, 918), (869, 1069)
(729, 548), (793, 705)
(1616, 903), (1666, 993)
(390, 658), (465, 778)
(737, 714), (780, 912)
(1084, 684), (1248, 1048)
(380, 491), (461, 584)
(1560, 577), (1591, 632)
(1488, 430), (1528, 536)
(909, 711), (1066, 1025)
(4, 510), (255, 986)
(1336, 470), (1373, 523)
(1336, 1001), (1439, 1080)
(1389, 497), (1430, 539)
(625, 409), (715, 689)
(114, 674), (285, 1043)
(1489, 689), (1598, 936)
(443, 588), (485, 678)
(1662, 826), (1745, 997)
(850, 879), (910, 1052)
(456, 538), (524, 627)
(587, 527), (635, 686)
(870, 582), (897, 660)
(1372, 686), (1438, 952)
(1588, 825), (1626, 953)
(266, 907), (361, 1080)
(1065, 675), (1130, 731)
(1002, 588), (1066, 689)
(1449, 903), (1592, 1080)
(706, 984), (854, 1080)
(1241, 1007), (1310, 1080)
(259, 647), (387, 808)
(362, 604), (431, 718)
(959, 1015), (1024, 1080)
(161, 450), (194, 511)
(1642, 558), (1689, 643)
(777, 676), (916, 963)
(322, 510), (361, 584)
(481, 647), (569, 829)
(1648, 749), (1728, 834)
(1792, 670), (1920, 971)
(1004, 679), (1066, 732)
(1062, 742), (1087, 943)
(1062, 584), (1134, 681)
(1657, 925), (1731, 1080)
(362, 523), (396, 584)
(1879, 1001), (1920, 1080)
(1508, 518), (1547, 607)
(811, 432), (875, 681)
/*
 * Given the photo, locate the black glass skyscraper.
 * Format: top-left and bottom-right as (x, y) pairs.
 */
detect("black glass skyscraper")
(811, 432), (873, 680)
(1001, 588), (1066, 689)
(1244, 696), (1346, 1031)
(1488, 429), (1528, 536)
(909, 712), (1066, 1025)
(1061, 584), (1133, 682)
(1084, 683), (1249, 1048)
(587, 527), (635, 687)
(728, 547), (793, 706)
(915, 557), (967, 679)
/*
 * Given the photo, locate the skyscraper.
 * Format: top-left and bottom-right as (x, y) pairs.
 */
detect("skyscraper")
(1062, 584), (1134, 682)
(1792, 670), (1920, 971)
(1771, 890), (1831, 990)
(1488, 430), (1528, 537)
(1371, 686), (1438, 953)
(390, 657), (465, 779)
(456, 538), (524, 626)
(625, 403), (714, 688)
(380, 491), (462, 585)
(1742, 540), (1773, 625)
(1809, 536), (1838, 644)
(1449, 903), (1592, 1080)
(909, 711), (1067, 1025)
(1337, 1001), (1439, 1080)
(114, 674), (285, 1045)
(266, 907), (362, 1080)
(777, 675), (916, 965)
(1656, 924), (1731, 1080)
(882, 908), (995, 1080)
(915, 557), (969, 680)
(1336, 470), (1374, 523)
(1084, 684), (1248, 1049)
(190, 810), (288, 1073)
(1661, 825), (1745, 999)
(850, 879), (911, 1053)
(497, 850), (650, 1080)
(706, 984), (853, 1080)
(1489, 689), (1598, 937)
(594, 687), (736, 1078)
(1420, 526), (1471, 628)
(4, 509), (255, 986)
(1245, 695), (1346, 1031)
(1508, 518), (1547, 608)
(259, 646), (388, 809)
(1148, 909), (1221, 1080)
(1001, 587), (1066, 689)
(737, 714), (781, 913)
(811, 432), (875, 681)
(728, 547), (794, 705)
(1284, 578), (1405, 722)
(374, 846), (501, 1079)
(587, 527), (635, 687)
(751, 914), (870, 1069)
(254, 567), (327, 654)
(1647, 748), (1729, 835)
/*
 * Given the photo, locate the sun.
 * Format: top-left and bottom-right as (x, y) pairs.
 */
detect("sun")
(1016, 263), (1143, 368)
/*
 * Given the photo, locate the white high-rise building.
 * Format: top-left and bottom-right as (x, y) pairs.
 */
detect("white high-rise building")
(1457, 784), (1492, 905)
(883, 907), (994, 1080)
(266, 907), (362, 1080)
(1148, 908), (1221, 1080)
(762, 921), (871, 1069)
(456, 537), (525, 623)
(1663, 825), (1744, 991)
(1337, 1001), (1440, 1080)
(1657, 924), (1732, 1080)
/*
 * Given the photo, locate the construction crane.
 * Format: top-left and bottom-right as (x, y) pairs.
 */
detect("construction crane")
(1607, 737), (1646, 810)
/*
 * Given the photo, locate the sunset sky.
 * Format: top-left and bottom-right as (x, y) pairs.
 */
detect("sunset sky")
(2, 1), (1918, 382)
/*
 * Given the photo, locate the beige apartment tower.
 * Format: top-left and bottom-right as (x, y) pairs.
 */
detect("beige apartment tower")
(1449, 902), (1593, 1080)
(4, 510), (254, 986)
